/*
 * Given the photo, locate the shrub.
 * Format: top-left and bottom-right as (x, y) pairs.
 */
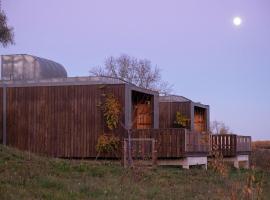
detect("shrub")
(173, 112), (189, 128)
(103, 94), (121, 130)
(96, 134), (120, 157)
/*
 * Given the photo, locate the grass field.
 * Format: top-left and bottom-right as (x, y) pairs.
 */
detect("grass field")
(252, 141), (270, 150)
(251, 141), (270, 172)
(0, 145), (269, 200)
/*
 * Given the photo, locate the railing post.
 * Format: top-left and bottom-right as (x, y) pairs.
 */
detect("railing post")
(152, 139), (157, 166)
(234, 135), (237, 155)
(127, 129), (133, 167)
(209, 133), (212, 153)
(123, 139), (127, 168)
(184, 129), (187, 152)
(249, 137), (252, 151)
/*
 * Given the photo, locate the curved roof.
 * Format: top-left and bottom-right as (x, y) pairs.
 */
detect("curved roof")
(1, 54), (67, 80)
(34, 56), (67, 78)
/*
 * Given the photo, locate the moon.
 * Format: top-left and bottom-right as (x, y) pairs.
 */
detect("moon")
(233, 17), (242, 26)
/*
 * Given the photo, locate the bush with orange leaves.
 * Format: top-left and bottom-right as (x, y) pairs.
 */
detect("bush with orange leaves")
(96, 134), (120, 159)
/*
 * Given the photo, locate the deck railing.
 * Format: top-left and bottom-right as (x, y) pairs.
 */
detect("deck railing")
(127, 130), (251, 159)
(236, 136), (252, 153)
(211, 134), (252, 157)
(130, 128), (210, 158)
(185, 131), (210, 155)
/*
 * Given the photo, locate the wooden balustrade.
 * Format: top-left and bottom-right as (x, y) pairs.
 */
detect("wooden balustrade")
(236, 136), (252, 154)
(128, 131), (252, 159)
(130, 128), (209, 158)
(185, 131), (210, 155)
(211, 134), (252, 157)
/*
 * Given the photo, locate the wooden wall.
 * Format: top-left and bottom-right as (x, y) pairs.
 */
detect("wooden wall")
(159, 102), (191, 129)
(4, 84), (125, 158)
(0, 88), (2, 144)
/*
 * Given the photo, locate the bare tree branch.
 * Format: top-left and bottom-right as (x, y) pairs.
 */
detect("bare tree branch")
(90, 54), (173, 94)
(210, 120), (231, 135)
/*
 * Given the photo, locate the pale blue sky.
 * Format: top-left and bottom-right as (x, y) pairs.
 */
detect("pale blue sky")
(1, 0), (270, 140)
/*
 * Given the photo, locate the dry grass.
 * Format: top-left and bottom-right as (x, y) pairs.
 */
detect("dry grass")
(0, 145), (269, 200)
(252, 141), (270, 150)
(251, 140), (270, 171)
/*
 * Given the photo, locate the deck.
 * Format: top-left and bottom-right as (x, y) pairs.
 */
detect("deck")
(125, 130), (251, 160)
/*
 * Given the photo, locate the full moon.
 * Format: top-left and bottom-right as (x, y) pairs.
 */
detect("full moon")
(233, 17), (242, 26)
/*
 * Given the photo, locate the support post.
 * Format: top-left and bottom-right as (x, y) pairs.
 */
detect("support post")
(183, 165), (189, 169)
(204, 162), (208, 170)
(233, 160), (239, 169)
(244, 160), (250, 169)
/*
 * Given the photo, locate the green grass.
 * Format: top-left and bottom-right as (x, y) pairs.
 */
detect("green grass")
(0, 145), (269, 200)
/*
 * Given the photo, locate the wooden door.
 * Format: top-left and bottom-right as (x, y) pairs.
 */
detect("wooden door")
(194, 108), (206, 132)
(134, 104), (152, 129)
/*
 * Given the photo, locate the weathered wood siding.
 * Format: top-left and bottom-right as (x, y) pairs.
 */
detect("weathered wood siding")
(0, 88), (2, 143)
(159, 102), (191, 129)
(5, 84), (125, 158)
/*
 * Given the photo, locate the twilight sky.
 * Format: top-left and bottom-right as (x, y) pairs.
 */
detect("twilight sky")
(1, 0), (270, 140)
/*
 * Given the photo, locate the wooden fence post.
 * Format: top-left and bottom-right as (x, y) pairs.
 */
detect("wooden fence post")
(152, 139), (157, 166)
(123, 139), (127, 168)
(184, 129), (188, 153)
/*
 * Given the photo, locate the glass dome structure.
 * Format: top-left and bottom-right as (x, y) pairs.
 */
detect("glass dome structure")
(0, 54), (67, 80)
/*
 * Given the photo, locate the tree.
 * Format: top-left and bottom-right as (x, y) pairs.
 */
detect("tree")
(0, 11), (14, 47)
(90, 54), (172, 95)
(211, 120), (231, 135)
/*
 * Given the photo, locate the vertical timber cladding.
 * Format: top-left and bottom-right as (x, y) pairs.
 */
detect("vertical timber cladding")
(0, 88), (2, 143)
(159, 101), (191, 128)
(6, 84), (126, 158)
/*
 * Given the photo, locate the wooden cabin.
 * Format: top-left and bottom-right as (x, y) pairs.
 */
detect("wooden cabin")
(0, 55), (252, 169)
(157, 95), (251, 168)
(0, 76), (159, 158)
(159, 95), (210, 133)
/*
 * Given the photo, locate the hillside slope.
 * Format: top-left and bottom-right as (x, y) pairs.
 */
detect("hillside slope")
(0, 145), (269, 200)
